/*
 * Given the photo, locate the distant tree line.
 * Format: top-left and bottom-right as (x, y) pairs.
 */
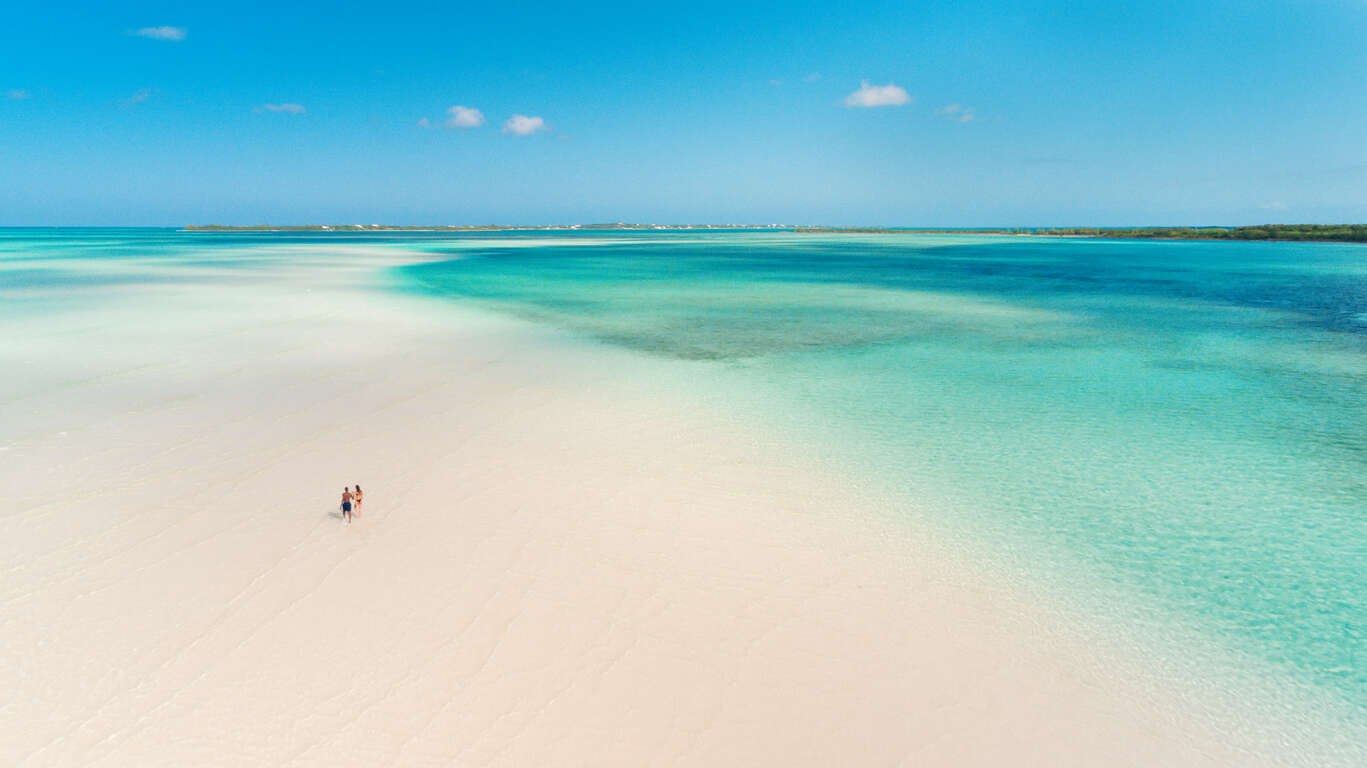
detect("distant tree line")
(1031, 225), (1367, 242)
(794, 225), (1367, 242)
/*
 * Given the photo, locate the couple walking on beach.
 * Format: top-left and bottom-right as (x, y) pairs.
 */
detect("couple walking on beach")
(340, 485), (363, 523)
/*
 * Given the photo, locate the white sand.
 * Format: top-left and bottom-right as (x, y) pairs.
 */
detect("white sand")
(1, 252), (1272, 766)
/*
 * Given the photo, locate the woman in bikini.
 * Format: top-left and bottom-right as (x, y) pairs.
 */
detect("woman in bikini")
(353, 485), (363, 517)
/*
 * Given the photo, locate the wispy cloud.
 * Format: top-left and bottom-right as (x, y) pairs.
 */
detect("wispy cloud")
(257, 103), (306, 114)
(121, 87), (157, 107)
(131, 26), (186, 42)
(417, 117), (433, 129)
(503, 114), (547, 135)
(1260, 201), (1288, 211)
(768, 79), (784, 87)
(446, 105), (485, 128)
(935, 103), (977, 123)
(5, 89), (28, 100)
(802, 72), (822, 83)
(844, 80), (911, 108)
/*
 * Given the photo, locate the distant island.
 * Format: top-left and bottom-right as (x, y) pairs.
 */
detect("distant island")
(795, 224), (1367, 242)
(182, 223), (1367, 242)
(182, 223), (787, 232)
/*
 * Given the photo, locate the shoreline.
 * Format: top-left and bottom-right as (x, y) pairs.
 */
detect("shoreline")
(0, 242), (1343, 765)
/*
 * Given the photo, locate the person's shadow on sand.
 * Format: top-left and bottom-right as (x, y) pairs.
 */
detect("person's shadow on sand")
(326, 509), (345, 521)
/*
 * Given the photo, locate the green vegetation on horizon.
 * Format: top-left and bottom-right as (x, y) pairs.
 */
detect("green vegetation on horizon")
(795, 224), (1367, 242)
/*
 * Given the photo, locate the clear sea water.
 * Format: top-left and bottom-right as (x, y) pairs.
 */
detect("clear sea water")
(4, 228), (1366, 747)
(393, 230), (1367, 726)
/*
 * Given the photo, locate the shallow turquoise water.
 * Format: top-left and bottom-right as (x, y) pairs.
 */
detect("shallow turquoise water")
(392, 230), (1367, 719)
(5, 228), (1366, 737)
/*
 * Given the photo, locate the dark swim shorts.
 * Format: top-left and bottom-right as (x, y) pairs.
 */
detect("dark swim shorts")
(343, 502), (352, 512)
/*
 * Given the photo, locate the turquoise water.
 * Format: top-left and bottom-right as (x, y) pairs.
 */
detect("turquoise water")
(392, 230), (1367, 720)
(5, 228), (1367, 740)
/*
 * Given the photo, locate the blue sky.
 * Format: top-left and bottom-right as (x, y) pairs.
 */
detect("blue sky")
(2, 0), (1366, 226)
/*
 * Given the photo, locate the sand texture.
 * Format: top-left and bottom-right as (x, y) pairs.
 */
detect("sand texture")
(2, 256), (1267, 766)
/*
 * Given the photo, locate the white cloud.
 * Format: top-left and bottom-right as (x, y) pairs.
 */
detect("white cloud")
(803, 72), (822, 82)
(935, 103), (976, 123)
(1260, 201), (1288, 211)
(258, 103), (306, 114)
(446, 105), (485, 128)
(844, 80), (911, 108)
(417, 117), (433, 129)
(132, 26), (186, 41)
(122, 87), (156, 107)
(502, 114), (547, 135)
(5, 89), (28, 100)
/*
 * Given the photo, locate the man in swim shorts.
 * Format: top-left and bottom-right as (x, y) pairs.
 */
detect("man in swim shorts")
(341, 487), (353, 523)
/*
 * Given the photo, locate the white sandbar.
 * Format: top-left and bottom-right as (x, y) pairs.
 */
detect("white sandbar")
(1, 251), (1272, 766)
